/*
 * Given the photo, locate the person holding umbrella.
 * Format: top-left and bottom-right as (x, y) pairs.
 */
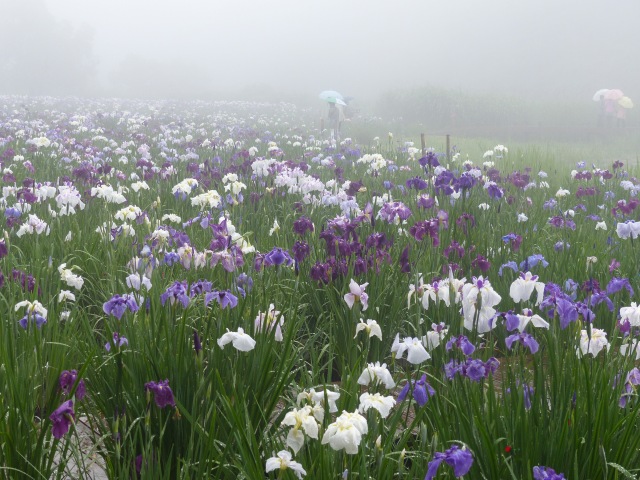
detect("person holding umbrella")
(319, 91), (346, 141)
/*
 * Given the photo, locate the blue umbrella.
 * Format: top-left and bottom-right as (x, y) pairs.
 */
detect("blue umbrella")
(319, 90), (344, 101)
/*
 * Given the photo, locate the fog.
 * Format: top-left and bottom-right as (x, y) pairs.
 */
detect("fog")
(1, 0), (639, 108)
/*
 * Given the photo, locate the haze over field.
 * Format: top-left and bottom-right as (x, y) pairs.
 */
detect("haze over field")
(1, 0), (639, 105)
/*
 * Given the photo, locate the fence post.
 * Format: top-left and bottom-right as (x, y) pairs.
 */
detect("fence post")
(420, 133), (426, 156)
(446, 134), (450, 162)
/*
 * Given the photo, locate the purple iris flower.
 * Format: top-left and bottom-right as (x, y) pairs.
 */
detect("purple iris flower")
(619, 368), (640, 408)
(419, 151), (440, 168)
(144, 379), (176, 409)
(406, 176), (428, 190)
(292, 240), (310, 263)
(19, 312), (47, 329)
(446, 335), (476, 356)
(505, 332), (539, 354)
(50, 400), (75, 439)
(59, 370), (86, 400)
(236, 273), (253, 297)
(555, 298), (578, 329)
(501, 233), (522, 251)
(399, 245), (411, 273)
(471, 255), (491, 273)
(487, 183), (504, 199)
(533, 466), (566, 480)
(498, 261), (519, 277)
(189, 279), (213, 297)
(505, 311), (521, 331)
(163, 251), (180, 266)
(264, 247), (294, 267)
(4, 207), (21, 218)
(606, 277), (634, 297)
(103, 294), (140, 320)
(519, 254), (548, 271)
(417, 195), (436, 209)
(425, 444), (473, 480)
(464, 359), (487, 382)
(105, 332), (129, 352)
(160, 281), (190, 308)
(398, 374), (435, 406)
(293, 216), (314, 236)
(204, 290), (238, 309)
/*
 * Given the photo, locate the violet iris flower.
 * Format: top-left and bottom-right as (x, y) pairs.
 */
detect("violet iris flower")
(532, 466), (566, 480)
(144, 379), (176, 409)
(50, 400), (75, 439)
(59, 370), (86, 400)
(446, 335), (475, 356)
(189, 279), (213, 296)
(398, 374), (435, 406)
(105, 332), (129, 352)
(425, 444), (473, 480)
(264, 247), (294, 267)
(293, 216), (314, 236)
(555, 298), (578, 329)
(204, 290), (238, 309)
(103, 294), (139, 320)
(505, 332), (539, 354)
(160, 281), (190, 308)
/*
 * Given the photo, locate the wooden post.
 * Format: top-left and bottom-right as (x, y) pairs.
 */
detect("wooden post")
(446, 134), (450, 162)
(420, 133), (426, 156)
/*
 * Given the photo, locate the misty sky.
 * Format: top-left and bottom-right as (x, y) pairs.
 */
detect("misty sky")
(2, 0), (639, 102)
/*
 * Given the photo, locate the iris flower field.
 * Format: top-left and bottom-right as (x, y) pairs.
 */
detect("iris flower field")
(1, 96), (640, 479)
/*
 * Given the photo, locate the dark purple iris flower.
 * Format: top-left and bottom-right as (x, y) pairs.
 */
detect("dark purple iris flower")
(293, 216), (314, 236)
(59, 370), (86, 400)
(50, 400), (75, 439)
(398, 374), (435, 406)
(395, 245), (409, 273)
(405, 176), (428, 190)
(471, 255), (491, 273)
(290, 241), (310, 264)
(443, 240), (465, 259)
(103, 294), (140, 320)
(425, 444), (473, 480)
(446, 335), (476, 356)
(144, 380), (176, 409)
(419, 151), (440, 168)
